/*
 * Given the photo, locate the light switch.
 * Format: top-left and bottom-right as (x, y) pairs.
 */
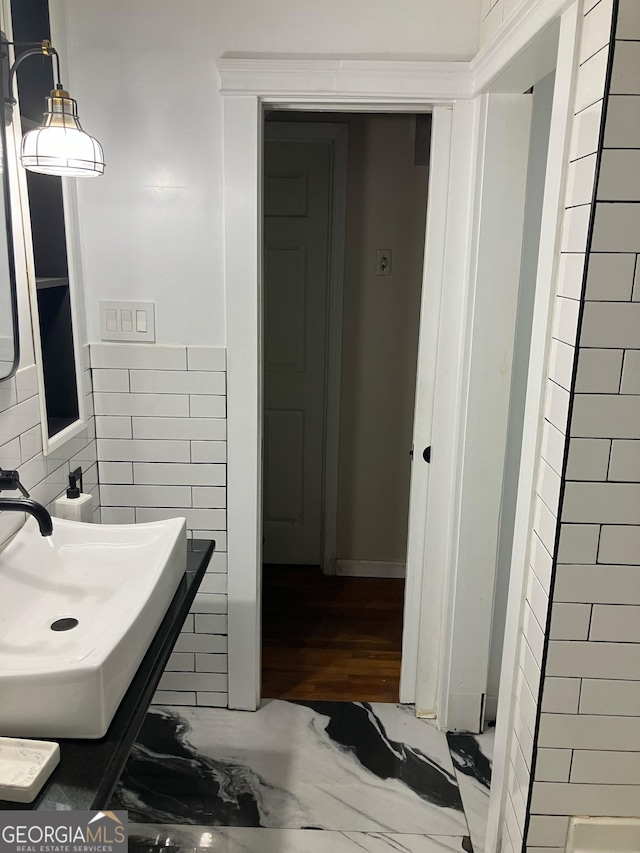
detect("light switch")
(100, 301), (156, 342)
(105, 308), (118, 332)
(136, 310), (147, 333)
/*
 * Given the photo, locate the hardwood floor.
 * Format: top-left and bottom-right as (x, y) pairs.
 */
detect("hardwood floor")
(261, 564), (405, 702)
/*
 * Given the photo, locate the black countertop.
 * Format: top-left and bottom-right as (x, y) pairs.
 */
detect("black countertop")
(0, 538), (213, 811)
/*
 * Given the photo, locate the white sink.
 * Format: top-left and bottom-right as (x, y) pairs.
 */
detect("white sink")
(0, 515), (187, 739)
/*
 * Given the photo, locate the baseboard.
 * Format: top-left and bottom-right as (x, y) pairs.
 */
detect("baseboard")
(335, 560), (406, 578)
(567, 818), (640, 853)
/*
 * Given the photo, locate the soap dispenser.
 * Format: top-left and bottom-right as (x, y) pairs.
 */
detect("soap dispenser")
(54, 467), (94, 523)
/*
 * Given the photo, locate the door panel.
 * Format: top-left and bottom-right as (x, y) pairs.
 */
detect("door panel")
(264, 174), (308, 217)
(263, 139), (332, 565)
(264, 245), (307, 372)
(264, 409), (305, 523)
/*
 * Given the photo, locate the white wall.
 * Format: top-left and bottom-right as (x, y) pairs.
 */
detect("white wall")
(56, 0), (482, 347)
(480, 0), (526, 47)
(337, 114), (429, 565)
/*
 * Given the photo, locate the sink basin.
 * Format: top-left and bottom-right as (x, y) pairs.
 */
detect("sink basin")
(0, 515), (187, 739)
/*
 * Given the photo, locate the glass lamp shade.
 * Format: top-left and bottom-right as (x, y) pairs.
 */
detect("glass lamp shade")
(20, 89), (104, 177)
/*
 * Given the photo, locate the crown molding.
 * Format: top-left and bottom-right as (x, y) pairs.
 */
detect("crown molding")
(217, 0), (571, 104)
(472, 0), (573, 92)
(217, 57), (473, 103)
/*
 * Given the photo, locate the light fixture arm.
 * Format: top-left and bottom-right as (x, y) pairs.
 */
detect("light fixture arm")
(5, 39), (63, 107)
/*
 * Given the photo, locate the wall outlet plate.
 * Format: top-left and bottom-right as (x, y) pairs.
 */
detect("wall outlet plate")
(100, 301), (156, 342)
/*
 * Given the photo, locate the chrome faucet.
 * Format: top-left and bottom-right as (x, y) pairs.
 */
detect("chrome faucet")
(0, 469), (53, 536)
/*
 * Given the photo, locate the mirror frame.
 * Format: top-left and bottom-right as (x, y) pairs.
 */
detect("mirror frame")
(0, 31), (20, 381)
(29, 174), (88, 457)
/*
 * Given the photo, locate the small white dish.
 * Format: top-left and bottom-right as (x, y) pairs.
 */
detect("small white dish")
(0, 737), (60, 803)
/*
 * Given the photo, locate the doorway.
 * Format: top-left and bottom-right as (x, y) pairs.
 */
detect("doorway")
(222, 76), (537, 726)
(261, 112), (431, 702)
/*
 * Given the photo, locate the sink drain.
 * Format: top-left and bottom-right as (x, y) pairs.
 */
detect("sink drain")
(51, 618), (79, 632)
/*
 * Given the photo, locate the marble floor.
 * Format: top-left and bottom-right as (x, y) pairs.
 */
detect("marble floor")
(114, 701), (493, 853)
(447, 728), (495, 853)
(128, 826), (473, 852)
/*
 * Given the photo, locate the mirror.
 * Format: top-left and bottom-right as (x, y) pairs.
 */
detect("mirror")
(0, 34), (19, 380)
(7, 2), (86, 451)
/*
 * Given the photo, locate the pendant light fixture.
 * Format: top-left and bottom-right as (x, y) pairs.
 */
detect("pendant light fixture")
(20, 87), (104, 177)
(3, 38), (104, 178)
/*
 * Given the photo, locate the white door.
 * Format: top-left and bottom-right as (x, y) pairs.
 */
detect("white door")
(262, 137), (332, 565)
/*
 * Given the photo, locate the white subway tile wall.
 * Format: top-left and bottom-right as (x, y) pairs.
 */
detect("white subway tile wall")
(556, 523), (599, 563)
(504, 6), (640, 852)
(541, 678), (580, 716)
(605, 95), (640, 148)
(584, 251), (635, 300)
(90, 343), (228, 708)
(566, 150), (598, 205)
(0, 352), (100, 545)
(496, 2), (636, 850)
(579, 0), (613, 63)
(540, 420), (565, 475)
(508, 67), (582, 853)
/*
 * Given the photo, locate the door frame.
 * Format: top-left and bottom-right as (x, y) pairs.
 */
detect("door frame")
(219, 37), (563, 723)
(263, 120), (349, 577)
(221, 83), (466, 716)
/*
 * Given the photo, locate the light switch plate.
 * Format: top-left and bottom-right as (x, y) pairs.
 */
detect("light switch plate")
(100, 301), (156, 342)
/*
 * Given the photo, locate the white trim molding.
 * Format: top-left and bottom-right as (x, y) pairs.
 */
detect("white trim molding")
(224, 95), (263, 712)
(472, 0), (573, 92)
(217, 58), (473, 102)
(432, 92), (533, 733)
(218, 0), (574, 105)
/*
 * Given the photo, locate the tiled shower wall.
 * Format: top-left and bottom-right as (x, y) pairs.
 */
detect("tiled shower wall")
(89, 342), (229, 708)
(501, 1), (640, 851)
(527, 1), (640, 848)
(0, 349), (99, 545)
(499, 3), (617, 843)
